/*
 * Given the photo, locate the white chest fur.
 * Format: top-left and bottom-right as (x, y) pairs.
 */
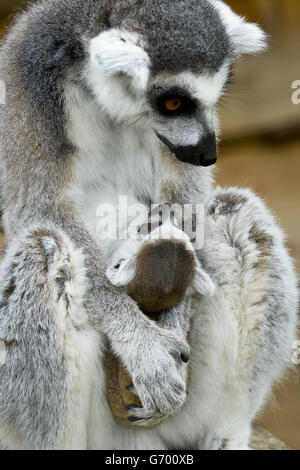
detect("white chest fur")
(65, 83), (162, 245)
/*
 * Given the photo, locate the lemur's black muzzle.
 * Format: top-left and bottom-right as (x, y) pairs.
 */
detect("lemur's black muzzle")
(157, 133), (217, 167)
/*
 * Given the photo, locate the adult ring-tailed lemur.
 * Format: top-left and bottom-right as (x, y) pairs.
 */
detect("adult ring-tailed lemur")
(0, 0), (298, 450)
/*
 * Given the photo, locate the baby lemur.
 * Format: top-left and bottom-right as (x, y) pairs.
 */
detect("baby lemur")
(0, 0), (298, 450)
(106, 204), (215, 314)
(104, 205), (216, 427)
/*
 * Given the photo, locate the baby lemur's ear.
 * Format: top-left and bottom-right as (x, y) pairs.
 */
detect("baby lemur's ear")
(88, 29), (150, 92)
(106, 257), (137, 288)
(214, 1), (267, 55)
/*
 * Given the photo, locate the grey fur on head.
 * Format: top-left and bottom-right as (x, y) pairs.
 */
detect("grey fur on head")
(109, 0), (232, 74)
(2, 0), (244, 147)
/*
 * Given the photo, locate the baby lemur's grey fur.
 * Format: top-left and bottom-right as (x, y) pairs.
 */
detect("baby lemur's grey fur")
(0, 0), (298, 449)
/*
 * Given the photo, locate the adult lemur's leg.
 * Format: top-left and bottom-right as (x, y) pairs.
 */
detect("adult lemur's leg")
(0, 224), (109, 449)
(191, 188), (298, 450)
(156, 187), (298, 450)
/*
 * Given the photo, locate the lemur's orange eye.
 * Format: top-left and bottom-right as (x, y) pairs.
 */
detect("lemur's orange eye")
(157, 94), (196, 116)
(164, 98), (182, 111)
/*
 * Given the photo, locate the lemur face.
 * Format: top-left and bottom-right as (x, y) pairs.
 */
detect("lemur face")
(86, 0), (266, 167)
(147, 71), (227, 167)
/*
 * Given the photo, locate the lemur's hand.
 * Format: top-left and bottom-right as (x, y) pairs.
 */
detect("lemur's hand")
(121, 324), (190, 426)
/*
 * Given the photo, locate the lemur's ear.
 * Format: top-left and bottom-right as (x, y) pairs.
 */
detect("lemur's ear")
(106, 257), (137, 287)
(229, 21), (267, 55)
(214, 1), (267, 55)
(88, 29), (150, 92)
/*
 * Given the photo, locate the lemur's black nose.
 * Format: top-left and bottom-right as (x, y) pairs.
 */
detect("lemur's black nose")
(157, 133), (217, 167)
(196, 133), (218, 167)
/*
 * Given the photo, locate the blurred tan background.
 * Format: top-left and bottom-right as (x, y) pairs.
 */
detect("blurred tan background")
(0, 0), (299, 449)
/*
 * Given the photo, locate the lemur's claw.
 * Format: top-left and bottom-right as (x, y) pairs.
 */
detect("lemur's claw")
(128, 415), (143, 423)
(181, 352), (190, 363)
(126, 384), (138, 395)
(127, 407), (170, 427)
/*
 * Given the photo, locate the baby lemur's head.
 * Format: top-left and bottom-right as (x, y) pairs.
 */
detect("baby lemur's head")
(127, 238), (196, 313)
(87, 0), (266, 167)
(107, 205), (215, 314)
